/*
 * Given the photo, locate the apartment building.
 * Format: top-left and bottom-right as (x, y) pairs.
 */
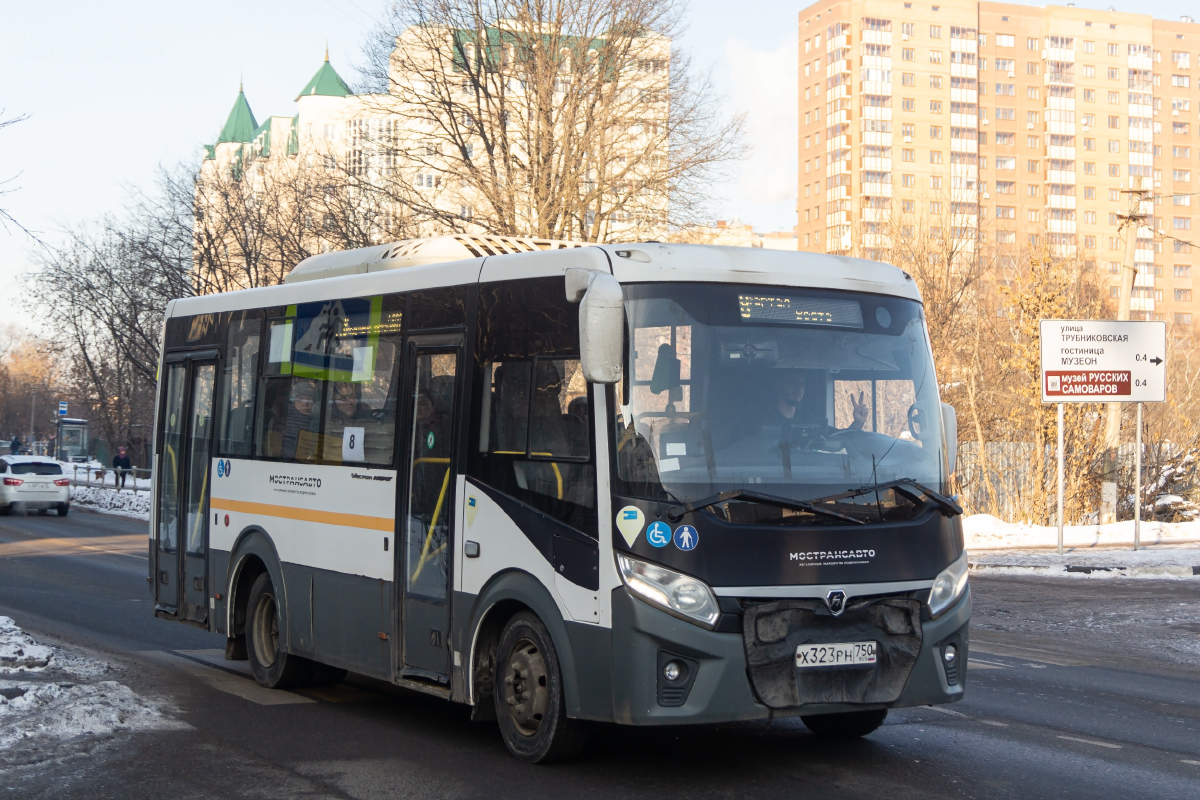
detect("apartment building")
(797, 1), (1200, 324)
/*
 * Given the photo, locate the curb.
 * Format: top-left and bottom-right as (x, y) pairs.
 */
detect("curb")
(970, 563), (1200, 578)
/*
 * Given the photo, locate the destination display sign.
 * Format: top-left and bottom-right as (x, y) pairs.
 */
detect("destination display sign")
(1039, 320), (1166, 403)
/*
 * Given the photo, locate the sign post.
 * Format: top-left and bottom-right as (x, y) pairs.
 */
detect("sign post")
(1040, 320), (1166, 552)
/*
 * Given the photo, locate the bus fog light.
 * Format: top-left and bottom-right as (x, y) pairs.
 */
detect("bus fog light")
(664, 661), (682, 681)
(928, 551), (969, 618)
(617, 553), (720, 628)
(943, 644), (957, 664)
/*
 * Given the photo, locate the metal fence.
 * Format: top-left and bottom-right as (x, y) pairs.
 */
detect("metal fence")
(69, 465), (152, 494)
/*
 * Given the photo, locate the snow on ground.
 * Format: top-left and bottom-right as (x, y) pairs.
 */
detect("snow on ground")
(68, 485), (150, 520)
(964, 513), (1200, 550)
(0, 617), (180, 753)
(970, 544), (1200, 579)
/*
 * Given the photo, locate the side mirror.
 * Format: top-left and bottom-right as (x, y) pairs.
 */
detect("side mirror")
(941, 402), (958, 474)
(565, 268), (624, 384)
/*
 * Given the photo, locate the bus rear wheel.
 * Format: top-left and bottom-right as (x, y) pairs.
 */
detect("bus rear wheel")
(494, 611), (587, 763)
(801, 708), (888, 738)
(246, 572), (316, 690)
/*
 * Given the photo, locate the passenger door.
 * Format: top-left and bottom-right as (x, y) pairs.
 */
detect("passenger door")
(154, 356), (217, 624)
(398, 336), (462, 679)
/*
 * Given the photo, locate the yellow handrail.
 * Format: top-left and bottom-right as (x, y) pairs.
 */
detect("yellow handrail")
(411, 467), (450, 583)
(491, 451), (563, 499)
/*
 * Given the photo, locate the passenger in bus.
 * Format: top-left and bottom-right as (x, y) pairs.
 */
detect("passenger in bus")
(282, 379), (321, 461)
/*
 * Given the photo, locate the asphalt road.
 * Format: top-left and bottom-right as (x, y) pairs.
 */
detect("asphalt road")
(2, 509), (1199, 799)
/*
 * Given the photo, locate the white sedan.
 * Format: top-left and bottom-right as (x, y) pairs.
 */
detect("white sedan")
(0, 456), (71, 516)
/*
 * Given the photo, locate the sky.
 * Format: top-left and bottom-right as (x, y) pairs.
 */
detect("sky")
(1, 0), (1196, 330)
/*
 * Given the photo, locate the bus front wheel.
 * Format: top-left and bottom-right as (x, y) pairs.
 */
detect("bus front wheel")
(801, 708), (888, 738)
(246, 572), (315, 690)
(494, 611), (587, 763)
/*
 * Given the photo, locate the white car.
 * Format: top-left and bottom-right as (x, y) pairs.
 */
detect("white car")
(0, 456), (70, 516)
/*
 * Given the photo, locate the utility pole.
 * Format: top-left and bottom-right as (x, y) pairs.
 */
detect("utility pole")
(1100, 176), (1150, 522)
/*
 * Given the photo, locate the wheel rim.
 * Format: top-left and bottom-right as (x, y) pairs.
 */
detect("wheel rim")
(501, 636), (549, 736)
(251, 592), (279, 668)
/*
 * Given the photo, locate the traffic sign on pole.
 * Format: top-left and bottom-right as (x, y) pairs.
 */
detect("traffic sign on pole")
(58, 401), (68, 417)
(1040, 319), (1165, 553)
(1039, 320), (1166, 403)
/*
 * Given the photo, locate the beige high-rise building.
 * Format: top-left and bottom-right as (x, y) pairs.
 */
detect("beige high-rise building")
(797, 1), (1200, 325)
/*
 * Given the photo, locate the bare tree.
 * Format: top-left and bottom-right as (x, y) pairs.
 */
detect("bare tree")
(354, 0), (745, 241)
(0, 110), (45, 245)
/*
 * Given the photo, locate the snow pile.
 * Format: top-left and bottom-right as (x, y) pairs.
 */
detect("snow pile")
(69, 485), (150, 520)
(964, 514), (1200, 550)
(0, 681), (172, 750)
(0, 617), (178, 752)
(0, 616), (54, 672)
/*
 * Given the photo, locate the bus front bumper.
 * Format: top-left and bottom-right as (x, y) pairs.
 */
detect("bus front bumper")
(608, 584), (970, 725)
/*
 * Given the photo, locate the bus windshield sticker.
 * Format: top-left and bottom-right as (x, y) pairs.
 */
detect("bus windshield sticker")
(738, 295), (864, 328)
(342, 426), (365, 461)
(615, 506), (645, 546)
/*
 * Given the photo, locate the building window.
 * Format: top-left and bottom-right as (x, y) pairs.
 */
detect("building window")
(902, 72), (915, 86)
(996, 206), (1015, 219)
(930, 100), (943, 113)
(996, 107), (1016, 120)
(1108, 44), (1119, 56)
(902, 148), (915, 161)
(1027, 135), (1040, 148)
(1174, 146), (1191, 158)
(1175, 289), (1193, 302)
(1084, 235), (1097, 248)
(902, 123), (915, 137)
(902, 98), (915, 111)
(1027, 87), (1040, 99)
(930, 51), (943, 64)
(1176, 313), (1193, 325)
(1084, 187), (1096, 200)
(1107, 67), (1119, 80)
(1173, 75), (1191, 87)
(997, 181), (1015, 194)
(1175, 265), (1192, 277)
(902, 22), (915, 36)
(930, 150), (943, 164)
(1085, 211), (1097, 224)
(1174, 217), (1192, 230)
(996, 83), (1015, 95)
(930, 176), (942, 189)
(902, 48), (915, 61)
(996, 156), (1016, 169)
(1027, 37), (1039, 50)
(930, 125), (943, 138)
(930, 25), (942, 38)
(930, 75), (943, 89)
(1107, 115), (1119, 128)
(1027, 62), (1039, 75)
(902, 199), (915, 212)
(1174, 122), (1191, 135)
(1175, 170), (1192, 182)
(996, 34), (1015, 48)
(902, 174), (915, 187)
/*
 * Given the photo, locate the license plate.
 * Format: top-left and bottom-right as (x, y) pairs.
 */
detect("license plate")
(795, 641), (877, 669)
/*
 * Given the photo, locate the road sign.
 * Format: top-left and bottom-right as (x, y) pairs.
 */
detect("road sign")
(58, 401), (68, 416)
(1039, 320), (1165, 403)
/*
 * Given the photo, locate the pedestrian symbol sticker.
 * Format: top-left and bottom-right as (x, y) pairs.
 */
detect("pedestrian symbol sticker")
(646, 521), (672, 548)
(615, 506), (645, 546)
(673, 525), (698, 551)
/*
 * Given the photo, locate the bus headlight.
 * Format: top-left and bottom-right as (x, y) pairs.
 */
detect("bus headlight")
(616, 553), (720, 629)
(927, 551), (969, 618)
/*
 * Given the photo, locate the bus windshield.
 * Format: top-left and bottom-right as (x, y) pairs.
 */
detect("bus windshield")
(613, 283), (947, 523)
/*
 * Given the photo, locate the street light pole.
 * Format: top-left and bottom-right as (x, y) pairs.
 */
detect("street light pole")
(1101, 177), (1150, 522)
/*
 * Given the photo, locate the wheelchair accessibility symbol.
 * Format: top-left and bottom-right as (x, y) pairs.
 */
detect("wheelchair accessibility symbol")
(673, 525), (698, 551)
(646, 521), (672, 547)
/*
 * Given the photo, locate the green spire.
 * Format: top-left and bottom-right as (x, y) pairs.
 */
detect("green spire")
(217, 83), (258, 144)
(295, 50), (352, 100)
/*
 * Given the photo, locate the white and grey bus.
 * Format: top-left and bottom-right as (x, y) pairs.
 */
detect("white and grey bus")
(150, 235), (970, 762)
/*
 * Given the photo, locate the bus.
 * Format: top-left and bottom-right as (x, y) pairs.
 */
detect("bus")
(150, 235), (970, 763)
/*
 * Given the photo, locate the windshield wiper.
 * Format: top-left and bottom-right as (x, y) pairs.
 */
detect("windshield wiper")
(667, 489), (865, 525)
(807, 478), (963, 518)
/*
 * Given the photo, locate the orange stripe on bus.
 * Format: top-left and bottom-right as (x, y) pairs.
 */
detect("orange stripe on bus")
(210, 497), (394, 532)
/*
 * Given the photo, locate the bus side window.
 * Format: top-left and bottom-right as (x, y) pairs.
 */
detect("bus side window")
(217, 311), (262, 457)
(471, 277), (597, 537)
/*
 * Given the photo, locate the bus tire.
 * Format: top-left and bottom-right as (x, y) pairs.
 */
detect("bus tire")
(494, 611), (587, 764)
(245, 572), (312, 690)
(801, 708), (888, 739)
